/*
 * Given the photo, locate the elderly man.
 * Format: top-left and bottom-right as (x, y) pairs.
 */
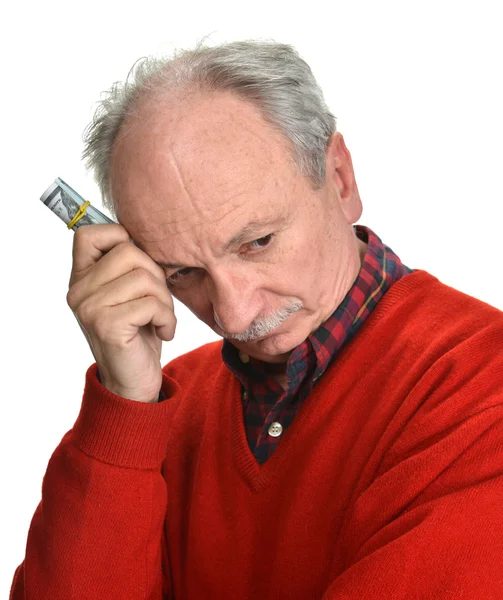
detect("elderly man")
(11, 41), (503, 599)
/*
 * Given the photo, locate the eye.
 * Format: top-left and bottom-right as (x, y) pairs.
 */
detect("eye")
(166, 267), (195, 286)
(248, 234), (274, 250)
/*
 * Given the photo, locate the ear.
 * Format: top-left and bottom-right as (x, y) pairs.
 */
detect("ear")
(325, 132), (362, 223)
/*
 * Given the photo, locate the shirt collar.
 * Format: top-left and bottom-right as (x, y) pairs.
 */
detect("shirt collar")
(222, 224), (414, 388)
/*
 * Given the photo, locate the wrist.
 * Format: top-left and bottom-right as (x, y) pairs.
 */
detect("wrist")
(96, 369), (162, 403)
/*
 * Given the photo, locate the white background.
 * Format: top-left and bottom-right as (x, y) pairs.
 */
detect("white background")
(1, 0), (502, 594)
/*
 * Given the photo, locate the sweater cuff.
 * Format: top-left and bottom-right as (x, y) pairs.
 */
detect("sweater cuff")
(96, 368), (167, 402)
(71, 363), (180, 469)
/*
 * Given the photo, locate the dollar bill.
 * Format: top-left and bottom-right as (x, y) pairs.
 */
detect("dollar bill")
(40, 178), (115, 230)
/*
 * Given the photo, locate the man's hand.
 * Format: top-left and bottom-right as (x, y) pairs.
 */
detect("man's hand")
(66, 223), (176, 403)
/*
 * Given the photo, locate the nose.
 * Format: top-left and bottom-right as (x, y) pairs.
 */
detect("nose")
(207, 269), (261, 335)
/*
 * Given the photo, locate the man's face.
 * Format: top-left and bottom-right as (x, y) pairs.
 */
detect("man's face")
(110, 91), (364, 363)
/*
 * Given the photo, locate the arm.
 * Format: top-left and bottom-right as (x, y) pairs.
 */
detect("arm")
(10, 364), (179, 600)
(322, 405), (503, 599)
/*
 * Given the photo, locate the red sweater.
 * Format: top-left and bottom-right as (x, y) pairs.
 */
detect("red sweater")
(11, 270), (503, 599)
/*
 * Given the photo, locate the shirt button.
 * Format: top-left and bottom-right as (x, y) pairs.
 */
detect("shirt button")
(268, 422), (283, 438)
(239, 352), (250, 363)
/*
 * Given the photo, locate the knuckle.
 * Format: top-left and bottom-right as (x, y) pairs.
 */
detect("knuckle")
(116, 241), (136, 259)
(67, 280), (84, 309)
(131, 266), (151, 285)
(72, 224), (90, 250)
(134, 268), (163, 295)
(73, 224), (87, 242)
(146, 295), (159, 311)
(166, 321), (176, 340)
(66, 279), (84, 308)
(66, 286), (76, 308)
(163, 288), (174, 307)
(115, 242), (165, 283)
(75, 298), (95, 326)
(112, 223), (130, 239)
(153, 263), (166, 281)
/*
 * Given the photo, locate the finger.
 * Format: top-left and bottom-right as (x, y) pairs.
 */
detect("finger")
(85, 241), (167, 288)
(71, 223), (131, 276)
(69, 233), (167, 300)
(72, 268), (174, 316)
(93, 296), (176, 345)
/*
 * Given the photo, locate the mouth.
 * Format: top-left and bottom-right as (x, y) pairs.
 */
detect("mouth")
(220, 324), (279, 344)
(248, 322), (285, 343)
(248, 332), (273, 343)
(215, 301), (302, 343)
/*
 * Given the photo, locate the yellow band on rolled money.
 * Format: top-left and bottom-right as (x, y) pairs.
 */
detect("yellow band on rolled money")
(67, 200), (91, 229)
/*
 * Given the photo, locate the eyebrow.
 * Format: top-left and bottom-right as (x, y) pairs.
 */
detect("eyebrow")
(158, 262), (186, 270)
(224, 218), (279, 250)
(157, 217), (280, 270)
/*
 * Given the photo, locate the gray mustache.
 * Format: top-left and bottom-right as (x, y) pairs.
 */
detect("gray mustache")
(214, 301), (303, 342)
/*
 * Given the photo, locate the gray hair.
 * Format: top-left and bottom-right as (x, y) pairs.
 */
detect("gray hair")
(82, 39), (337, 217)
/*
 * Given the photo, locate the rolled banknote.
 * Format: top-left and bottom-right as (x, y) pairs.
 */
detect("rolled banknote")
(40, 178), (115, 230)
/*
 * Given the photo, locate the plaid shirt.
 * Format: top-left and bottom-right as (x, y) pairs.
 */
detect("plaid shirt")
(222, 224), (416, 464)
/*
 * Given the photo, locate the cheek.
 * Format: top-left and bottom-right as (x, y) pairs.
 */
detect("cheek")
(264, 262), (310, 302)
(275, 241), (327, 305)
(174, 288), (214, 324)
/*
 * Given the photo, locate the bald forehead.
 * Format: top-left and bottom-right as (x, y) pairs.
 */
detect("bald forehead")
(107, 91), (304, 252)
(126, 94), (289, 165)
(110, 91), (296, 221)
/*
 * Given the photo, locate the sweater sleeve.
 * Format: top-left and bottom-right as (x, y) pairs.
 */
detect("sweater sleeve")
(321, 404), (503, 599)
(10, 363), (180, 600)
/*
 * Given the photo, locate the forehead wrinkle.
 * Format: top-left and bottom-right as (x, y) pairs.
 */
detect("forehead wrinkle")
(118, 158), (257, 246)
(141, 140), (262, 222)
(128, 187), (259, 248)
(145, 198), (256, 253)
